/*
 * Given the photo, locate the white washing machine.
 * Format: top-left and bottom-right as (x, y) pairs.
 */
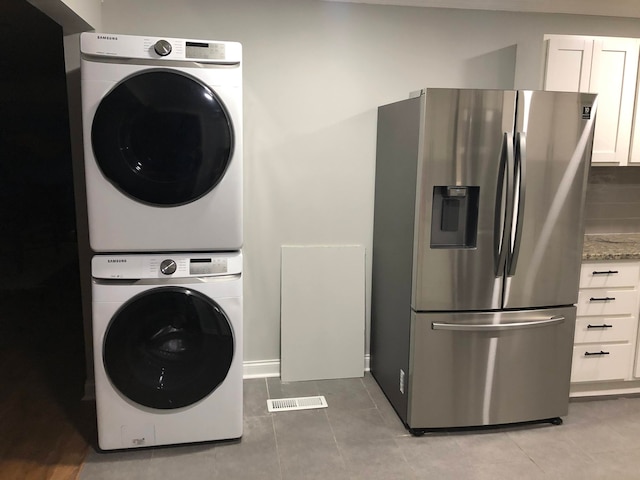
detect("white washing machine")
(80, 33), (242, 252)
(92, 251), (243, 450)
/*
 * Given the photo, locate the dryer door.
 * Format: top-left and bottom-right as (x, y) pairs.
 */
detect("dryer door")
(91, 70), (234, 206)
(103, 287), (234, 409)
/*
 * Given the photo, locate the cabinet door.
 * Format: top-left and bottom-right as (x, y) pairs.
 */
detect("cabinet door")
(543, 36), (592, 92)
(589, 38), (639, 165)
(629, 60), (640, 165)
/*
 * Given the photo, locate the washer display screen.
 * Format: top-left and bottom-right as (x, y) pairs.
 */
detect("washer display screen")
(91, 70), (234, 206)
(103, 287), (234, 409)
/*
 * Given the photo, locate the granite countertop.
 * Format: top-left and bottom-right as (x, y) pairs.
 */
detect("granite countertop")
(582, 233), (640, 261)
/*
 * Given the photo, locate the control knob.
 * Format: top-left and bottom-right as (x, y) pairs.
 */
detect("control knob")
(160, 259), (177, 275)
(154, 39), (172, 56)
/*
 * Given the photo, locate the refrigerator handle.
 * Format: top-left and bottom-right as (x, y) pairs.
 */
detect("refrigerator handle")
(494, 132), (514, 277)
(508, 131), (526, 277)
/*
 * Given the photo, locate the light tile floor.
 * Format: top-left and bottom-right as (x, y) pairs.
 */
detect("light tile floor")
(80, 375), (640, 479)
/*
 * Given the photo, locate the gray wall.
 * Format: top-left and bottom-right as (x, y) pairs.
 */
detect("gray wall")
(585, 168), (640, 234)
(101, 0), (640, 367)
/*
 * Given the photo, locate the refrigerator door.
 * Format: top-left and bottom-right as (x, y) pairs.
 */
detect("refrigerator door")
(504, 91), (596, 309)
(413, 89), (516, 311)
(407, 307), (576, 428)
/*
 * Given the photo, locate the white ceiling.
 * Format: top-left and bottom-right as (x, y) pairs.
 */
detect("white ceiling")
(322, 0), (640, 19)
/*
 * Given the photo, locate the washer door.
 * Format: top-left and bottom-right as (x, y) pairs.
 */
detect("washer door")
(103, 287), (234, 409)
(91, 70), (233, 206)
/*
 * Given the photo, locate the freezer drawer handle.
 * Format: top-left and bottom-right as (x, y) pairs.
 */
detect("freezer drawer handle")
(587, 323), (613, 329)
(592, 270), (619, 275)
(584, 351), (610, 356)
(589, 297), (616, 302)
(431, 315), (565, 332)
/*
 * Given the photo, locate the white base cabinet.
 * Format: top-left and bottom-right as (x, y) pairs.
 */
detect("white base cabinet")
(571, 261), (640, 397)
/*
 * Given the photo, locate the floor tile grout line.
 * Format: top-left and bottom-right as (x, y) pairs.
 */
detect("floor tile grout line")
(269, 410), (285, 480)
(360, 376), (380, 409)
(360, 374), (414, 438)
(504, 432), (548, 476)
(324, 404), (352, 478)
(264, 376), (271, 400)
(392, 435), (422, 480)
(266, 376), (283, 480)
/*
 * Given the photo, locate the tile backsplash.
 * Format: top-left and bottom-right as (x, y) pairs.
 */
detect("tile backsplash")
(585, 167), (640, 234)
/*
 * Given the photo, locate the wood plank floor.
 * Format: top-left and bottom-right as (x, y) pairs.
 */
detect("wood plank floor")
(0, 264), (91, 480)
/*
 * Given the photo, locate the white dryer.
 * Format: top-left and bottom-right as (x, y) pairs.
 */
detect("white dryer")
(91, 251), (243, 450)
(80, 33), (242, 252)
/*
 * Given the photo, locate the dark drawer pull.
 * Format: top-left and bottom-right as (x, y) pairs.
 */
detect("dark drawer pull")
(592, 270), (619, 275)
(587, 324), (613, 329)
(589, 297), (616, 302)
(585, 351), (610, 356)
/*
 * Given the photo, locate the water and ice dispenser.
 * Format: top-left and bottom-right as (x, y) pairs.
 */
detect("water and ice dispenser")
(430, 186), (479, 248)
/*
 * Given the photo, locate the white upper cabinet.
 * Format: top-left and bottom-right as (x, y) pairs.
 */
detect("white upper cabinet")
(544, 36), (593, 92)
(630, 64), (640, 165)
(590, 38), (639, 165)
(544, 35), (640, 166)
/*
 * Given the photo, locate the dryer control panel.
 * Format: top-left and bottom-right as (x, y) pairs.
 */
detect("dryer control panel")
(80, 32), (242, 64)
(92, 252), (242, 279)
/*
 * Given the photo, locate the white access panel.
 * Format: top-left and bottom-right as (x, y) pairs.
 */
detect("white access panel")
(280, 245), (365, 382)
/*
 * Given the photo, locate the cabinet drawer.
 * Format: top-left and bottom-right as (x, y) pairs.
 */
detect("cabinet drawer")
(574, 316), (637, 344)
(571, 343), (632, 383)
(576, 289), (638, 316)
(580, 262), (640, 289)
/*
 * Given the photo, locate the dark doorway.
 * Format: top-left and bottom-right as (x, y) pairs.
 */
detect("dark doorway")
(0, 0), (88, 476)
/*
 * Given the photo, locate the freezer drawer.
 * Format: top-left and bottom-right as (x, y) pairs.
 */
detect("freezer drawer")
(408, 307), (575, 429)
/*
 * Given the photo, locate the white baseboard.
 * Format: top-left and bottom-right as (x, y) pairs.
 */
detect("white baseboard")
(242, 359), (281, 379)
(242, 354), (370, 379)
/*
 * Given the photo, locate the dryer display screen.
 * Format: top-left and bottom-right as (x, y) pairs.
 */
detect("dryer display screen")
(190, 258), (228, 275)
(185, 41), (226, 60)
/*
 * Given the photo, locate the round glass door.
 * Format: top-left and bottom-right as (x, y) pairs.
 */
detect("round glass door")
(92, 70), (234, 206)
(103, 287), (234, 409)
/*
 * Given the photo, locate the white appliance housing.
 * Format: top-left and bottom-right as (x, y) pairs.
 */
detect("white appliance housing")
(80, 32), (243, 252)
(92, 252), (243, 450)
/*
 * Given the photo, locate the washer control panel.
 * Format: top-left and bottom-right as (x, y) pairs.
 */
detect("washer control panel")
(160, 259), (177, 275)
(92, 253), (242, 279)
(189, 257), (229, 275)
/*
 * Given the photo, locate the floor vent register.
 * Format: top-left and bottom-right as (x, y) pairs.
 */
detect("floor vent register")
(267, 396), (328, 413)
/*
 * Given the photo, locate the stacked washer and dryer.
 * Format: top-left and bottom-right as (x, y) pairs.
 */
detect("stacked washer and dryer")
(80, 33), (244, 450)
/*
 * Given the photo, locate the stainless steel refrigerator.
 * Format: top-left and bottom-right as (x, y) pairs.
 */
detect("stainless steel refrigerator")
(371, 88), (597, 433)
